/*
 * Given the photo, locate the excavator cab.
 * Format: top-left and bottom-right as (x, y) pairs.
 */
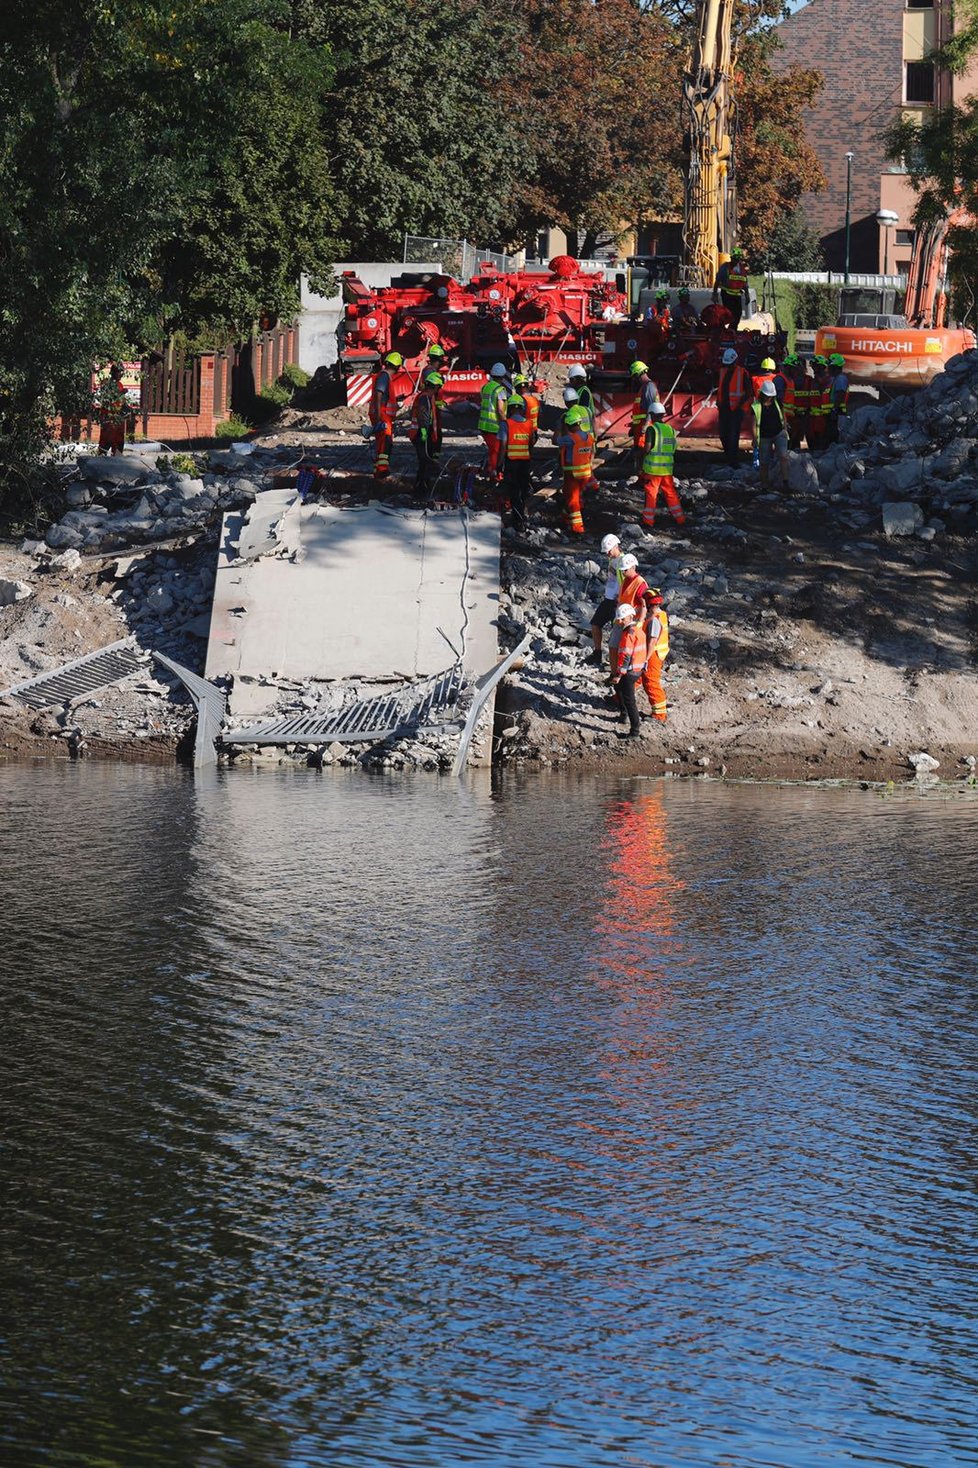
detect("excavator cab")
(836, 287), (907, 330)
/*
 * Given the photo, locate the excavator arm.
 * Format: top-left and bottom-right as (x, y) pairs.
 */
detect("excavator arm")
(682, 0), (737, 288)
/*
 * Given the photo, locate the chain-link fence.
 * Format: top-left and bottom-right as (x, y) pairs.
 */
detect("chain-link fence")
(403, 235), (515, 281)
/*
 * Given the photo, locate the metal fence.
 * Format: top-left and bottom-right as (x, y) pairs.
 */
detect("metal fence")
(403, 235), (515, 280)
(770, 271), (907, 288)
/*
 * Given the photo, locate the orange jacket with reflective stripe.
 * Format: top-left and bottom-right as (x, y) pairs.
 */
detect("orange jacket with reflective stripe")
(505, 417), (534, 460)
(614, 622), (647, 677)
(522, 392), (540, 432)
(370, 369), (397, 424)
(751, 371), (775, 399)
(718, 363), (750, 411)
(724, 264), (749, 293)
(560, 426), (595, 478)
(618, 570), (650, 618)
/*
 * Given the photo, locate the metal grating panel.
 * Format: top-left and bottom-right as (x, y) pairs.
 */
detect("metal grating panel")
(225, 664), (466, 746)
(1, 640), (147, 709)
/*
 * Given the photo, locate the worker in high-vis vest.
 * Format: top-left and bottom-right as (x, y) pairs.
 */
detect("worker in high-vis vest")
(610, 603), (647, 739)
(629, 360), (660, 474)
(641, 402), (686, 530)
(752, 379), (790, 489)
(409, 370), (446, 497)
(478, 362), (510, 482)
(502, 394), (534, 530)
(567, 364), (595, 431)
(426, 342), (449, 376)
(717, 348), (751, 466)
(554, 405), (597, 535)
(826, 353), (850, 444)
(781, 355), (811, 449)
(369, 350), (403, 479)
(512, 373), (540, 433)
(642, 587), (670, 723)
(713, 246), (748, 328)
(806, 355), (831, 451)
(751, 357), (777, 400)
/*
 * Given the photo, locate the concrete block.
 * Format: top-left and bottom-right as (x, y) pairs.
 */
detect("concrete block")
(882, 501), (924, 537)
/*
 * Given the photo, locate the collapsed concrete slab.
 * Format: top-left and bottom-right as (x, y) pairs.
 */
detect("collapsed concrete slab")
(205, 498), (501, 720)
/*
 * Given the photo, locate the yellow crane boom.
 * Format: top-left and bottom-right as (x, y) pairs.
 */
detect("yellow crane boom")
(682, 0), (737, 287)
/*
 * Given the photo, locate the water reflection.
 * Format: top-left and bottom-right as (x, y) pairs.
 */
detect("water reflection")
(1, 766), (977, 1467)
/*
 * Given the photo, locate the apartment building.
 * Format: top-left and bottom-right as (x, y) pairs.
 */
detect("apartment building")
(775, 0), (978, 273)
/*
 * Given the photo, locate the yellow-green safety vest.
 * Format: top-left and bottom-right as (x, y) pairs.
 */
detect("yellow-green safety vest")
(479, 380), (505, 433)
(642, 422), (677, 477)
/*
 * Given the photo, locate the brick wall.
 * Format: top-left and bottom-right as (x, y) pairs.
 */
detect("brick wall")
(774, 0), (906, 272)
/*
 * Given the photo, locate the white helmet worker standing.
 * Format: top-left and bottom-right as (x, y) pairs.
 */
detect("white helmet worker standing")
(590, 533), (624, 665)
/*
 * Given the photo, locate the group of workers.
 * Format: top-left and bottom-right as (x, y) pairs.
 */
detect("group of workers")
(717, 348), (849, 487)
(589, 532), (670, 738)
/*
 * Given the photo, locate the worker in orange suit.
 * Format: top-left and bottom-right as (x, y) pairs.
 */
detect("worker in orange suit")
(95, 363), (132, 455)
(554, 405), (597, 535)
(609, 603), (647, 739)
(642, 587), (670, 722)
(512, 373), (540, 433)
(717, 347), (751, 466)
(615, 553), (656, 630)
(369, 350), (403, 478)
(641, 402), (686, 530)
(806, 355), (831, 451)
(781, 355), (810, 449)
(502, 393), (534, 529)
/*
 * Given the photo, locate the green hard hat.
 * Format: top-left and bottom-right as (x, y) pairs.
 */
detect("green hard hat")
(564, 406), (587, 427)
(427, 343), (446, 357)
(384, 350), (404, 368)
(782, 354), (799, 367)
(829, 353), (846, 368)
(424, 371), (444, 387)
(506, 393), (525, 408)
(812, 354), (828, 368)
(629, 360), (649, 376)
(655, 289), (669, 301)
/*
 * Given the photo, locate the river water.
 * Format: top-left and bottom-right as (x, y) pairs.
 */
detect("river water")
(2, 765), (977, 1468)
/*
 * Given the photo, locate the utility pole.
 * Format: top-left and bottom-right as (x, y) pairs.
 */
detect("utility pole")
(844, 152), (854, 285)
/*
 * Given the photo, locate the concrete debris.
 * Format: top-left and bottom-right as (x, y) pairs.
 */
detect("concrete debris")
(882, 502), (924, 538)
(0, 578), (34, 606)
(908, 751), (940, 774)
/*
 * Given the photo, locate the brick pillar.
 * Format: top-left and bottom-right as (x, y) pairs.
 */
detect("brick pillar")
(198, 355), (216, 436)
(253, 337), (263, 394)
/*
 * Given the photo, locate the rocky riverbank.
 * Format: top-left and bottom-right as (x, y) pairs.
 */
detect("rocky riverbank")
(3, 354), (978, 781)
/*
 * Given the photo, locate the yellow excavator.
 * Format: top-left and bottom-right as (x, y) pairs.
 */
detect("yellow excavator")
(682, 0), (737, 288)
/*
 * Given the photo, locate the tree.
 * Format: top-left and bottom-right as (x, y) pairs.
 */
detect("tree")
(496, 0), (684, 255)
(306, 0), (524, 258)
(732, 35), (825, 264)
(763, 207), (825, 271)
(0, 0), (339, 485)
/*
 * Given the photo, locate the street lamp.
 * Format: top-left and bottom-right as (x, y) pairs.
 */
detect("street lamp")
(844, 152), (854, 285)
(876, 209), (899, 278)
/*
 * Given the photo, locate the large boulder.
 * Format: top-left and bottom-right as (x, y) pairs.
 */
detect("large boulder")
(882, 501), (924, 537)
(877, 459), (924, 496)
(46, 522), (84, 550)
(77, 454), (157, 484)
(923, 438), (975, 479)
(787, 453), (820, 496)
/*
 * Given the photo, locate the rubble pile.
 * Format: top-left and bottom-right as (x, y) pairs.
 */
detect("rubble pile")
(822, 348), (978, 538)
(43, 445), (298, 553)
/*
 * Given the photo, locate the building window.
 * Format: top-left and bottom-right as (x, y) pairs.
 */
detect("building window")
(906, 2), (933, 9)
(895, 229), (916, 246)
(905, 61), (935, 103)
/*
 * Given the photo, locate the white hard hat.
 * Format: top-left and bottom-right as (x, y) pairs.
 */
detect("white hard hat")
(600, 533), (620, 553)
(619, 553), (638, 572)
(650, 402), (666, 416)
(490, 362), (507, 377)
(562, 387), (579, 404)
(722, 348), (738, 365)
(568, 365), (587, 381)
(616, 603), (637, 621)
(760, 380), (777, 397)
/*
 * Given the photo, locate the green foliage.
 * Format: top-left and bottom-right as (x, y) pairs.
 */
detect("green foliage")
(0, 0), (339, 489)
(764, 209), (825, 272)
(157, 451), (206, 475)
(249, 382), (292, 424)
(214, 415), (253, 440)
(794, 283), (838, 330)
(278, 363), (311, 390)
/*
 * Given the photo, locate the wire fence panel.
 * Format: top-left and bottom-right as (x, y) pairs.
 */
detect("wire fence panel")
(403, 236), (515, 281)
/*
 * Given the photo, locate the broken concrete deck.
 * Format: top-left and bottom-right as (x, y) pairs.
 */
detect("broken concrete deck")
(205, 497), (502, 719)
